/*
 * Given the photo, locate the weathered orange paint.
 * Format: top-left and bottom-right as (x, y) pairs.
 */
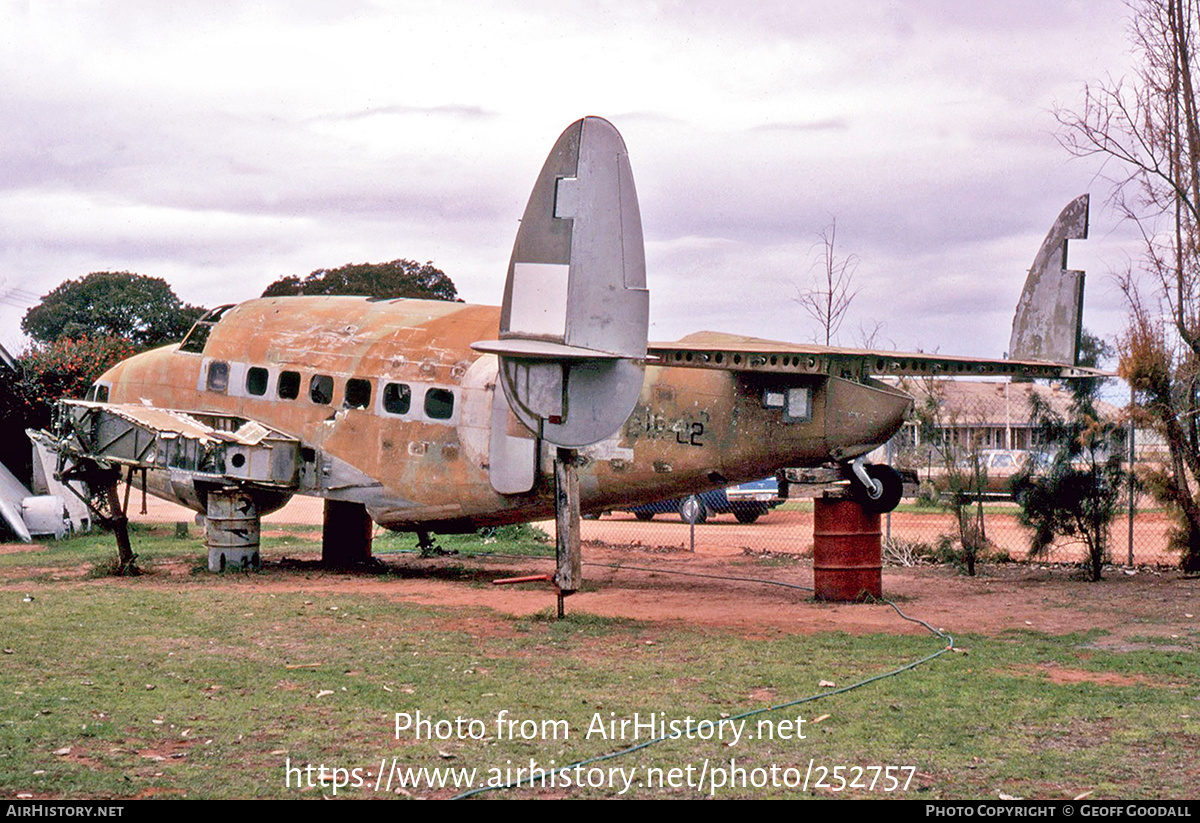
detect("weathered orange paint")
(96, 295), (912, 532)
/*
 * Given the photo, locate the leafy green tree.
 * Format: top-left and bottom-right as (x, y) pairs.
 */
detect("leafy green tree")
(261, 260), (459, 302)
(1014, 333), (1124, 581)
(21, 272), (204, 348)
(0, 359), (27, 482)
(15, 336), (137, 420)
(1015, 401), (1124, 581)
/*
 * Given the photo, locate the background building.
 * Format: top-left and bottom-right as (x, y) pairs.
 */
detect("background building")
(891, 379), (1123, 464)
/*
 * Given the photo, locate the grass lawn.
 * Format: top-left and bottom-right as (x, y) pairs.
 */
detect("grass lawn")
(0, 526), (1196, 799)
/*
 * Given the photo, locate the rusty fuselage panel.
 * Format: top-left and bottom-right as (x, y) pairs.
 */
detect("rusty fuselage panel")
(95, 296), (912, 531)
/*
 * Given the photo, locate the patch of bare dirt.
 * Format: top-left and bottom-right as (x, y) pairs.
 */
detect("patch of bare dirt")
(0, 544), (43, 556)
(7, 534), (1195, 641)
(1003, 663), (1183, 688)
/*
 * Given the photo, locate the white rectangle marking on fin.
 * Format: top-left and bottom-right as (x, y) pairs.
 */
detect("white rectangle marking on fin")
(508, 262), (569, 338)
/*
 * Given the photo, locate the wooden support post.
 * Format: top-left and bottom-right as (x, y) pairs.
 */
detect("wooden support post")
(322, 499), (374, 568)
(553, 448), (581, 604)
(103, 480), (136, 575)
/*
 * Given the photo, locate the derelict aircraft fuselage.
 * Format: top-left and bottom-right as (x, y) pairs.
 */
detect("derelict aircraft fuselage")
(88, 296), (918, 531)
(73, 117), (1091, 541)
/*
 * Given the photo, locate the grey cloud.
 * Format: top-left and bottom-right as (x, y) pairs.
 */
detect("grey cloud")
(313, 104), (498, 123)
(750, 119), (850, 134)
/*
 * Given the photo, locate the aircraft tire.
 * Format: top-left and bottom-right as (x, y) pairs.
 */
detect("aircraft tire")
(634, 511), (656, 521)
(850, 464), (903, 514)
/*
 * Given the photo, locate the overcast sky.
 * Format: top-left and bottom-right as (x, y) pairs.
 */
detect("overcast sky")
(0, 1), (1141, 366)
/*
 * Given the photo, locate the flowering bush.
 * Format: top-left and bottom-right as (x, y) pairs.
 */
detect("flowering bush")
(2, 336), (135, 429)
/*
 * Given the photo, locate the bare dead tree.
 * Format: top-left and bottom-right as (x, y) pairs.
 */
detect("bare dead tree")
(854, 318), (891, 350)
(795, 219), (861, 346)
(1058, 0), (1200, 571)
(903, 375), (992, 576)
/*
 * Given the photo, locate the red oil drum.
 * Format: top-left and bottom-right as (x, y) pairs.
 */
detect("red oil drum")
(812, 498), (882, 601)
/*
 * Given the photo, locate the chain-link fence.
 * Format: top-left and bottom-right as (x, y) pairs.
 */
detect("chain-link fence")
(126, 367), (1182, 570)
(129, 476), (1180, 568)
(572, 491), (1176, 568)
(557, 376), (1179, 569)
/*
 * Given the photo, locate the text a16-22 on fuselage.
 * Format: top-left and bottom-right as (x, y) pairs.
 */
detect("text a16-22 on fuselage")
(80, 116), (1094, 533)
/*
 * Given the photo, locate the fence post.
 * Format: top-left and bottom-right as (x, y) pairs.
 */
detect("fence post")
(1127, 394), (1135, 567)
(885, 437), (894, 542)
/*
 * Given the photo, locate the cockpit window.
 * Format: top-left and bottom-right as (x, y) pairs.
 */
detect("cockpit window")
(179, 305), (234, 354)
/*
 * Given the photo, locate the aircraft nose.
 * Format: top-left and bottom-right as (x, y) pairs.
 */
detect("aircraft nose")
(825, 376), (913, 460)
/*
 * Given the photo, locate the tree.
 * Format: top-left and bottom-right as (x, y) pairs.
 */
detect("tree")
(794, 220), (860, 346)
(21, 272), (204, 349)
(16, 336), (137, 420)
(0, 337), (137, 483)
(261, 260), (459, 302)
(906, 376), (993, 576)
(1014, 333), (1125, 581)
(1057, 0), (1200, 571)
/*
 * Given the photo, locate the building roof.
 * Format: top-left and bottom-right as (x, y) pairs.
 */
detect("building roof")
(897, 378), (1120, 428)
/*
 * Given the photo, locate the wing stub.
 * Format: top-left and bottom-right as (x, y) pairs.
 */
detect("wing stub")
(647, 343), (1105, 380)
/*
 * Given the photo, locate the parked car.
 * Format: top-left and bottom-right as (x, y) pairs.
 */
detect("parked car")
(924, 449), (1048, 500)
(620, 476), (786, 524)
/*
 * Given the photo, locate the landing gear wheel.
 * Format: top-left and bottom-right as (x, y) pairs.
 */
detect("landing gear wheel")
(417, 529), (457, 557)
(634, 511), (655, 522)
(849, 464), (903, 514)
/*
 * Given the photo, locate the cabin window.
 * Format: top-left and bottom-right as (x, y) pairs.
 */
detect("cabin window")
(762, 390), (785, 409)
(88, 384), (109, 403)
(310, 374), (334, 405)
(383, 382), (411, 415)
(246, 367), (269, 397)
(785, 387), (811, 422)
(424, 387), (455, 420)
(344, 378), (371, 409)
(207, 361), (229, 392)
(278, 370), (300, 400)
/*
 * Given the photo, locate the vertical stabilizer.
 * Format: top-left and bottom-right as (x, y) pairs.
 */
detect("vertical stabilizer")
(1008, 194), (1089, 364)
(474, 117), (649, 448)
(500, 117), (648, 358)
